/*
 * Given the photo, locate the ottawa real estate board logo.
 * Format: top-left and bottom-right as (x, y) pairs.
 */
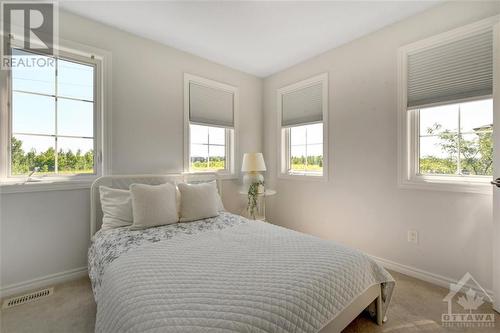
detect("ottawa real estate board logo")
(1, 1), (58, 69)
(442, 272), (495, 328)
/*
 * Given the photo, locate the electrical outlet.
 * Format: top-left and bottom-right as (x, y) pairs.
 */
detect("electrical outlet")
(408, 230), (418, 244)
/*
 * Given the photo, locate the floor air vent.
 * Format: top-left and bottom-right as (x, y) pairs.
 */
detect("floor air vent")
(2, 287), (54, 309)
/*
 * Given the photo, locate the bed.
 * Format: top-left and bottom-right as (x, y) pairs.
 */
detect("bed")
(89, 174), (395, 333)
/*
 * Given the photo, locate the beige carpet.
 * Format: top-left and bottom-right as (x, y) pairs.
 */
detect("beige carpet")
(1, 271), (498, 333)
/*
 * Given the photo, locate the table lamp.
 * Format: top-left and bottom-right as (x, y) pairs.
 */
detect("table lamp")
(241, 153), (266, 193)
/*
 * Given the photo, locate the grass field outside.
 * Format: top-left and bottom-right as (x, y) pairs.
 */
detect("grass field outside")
(191, 160), (225, 171)
(291, 163), (322, 172)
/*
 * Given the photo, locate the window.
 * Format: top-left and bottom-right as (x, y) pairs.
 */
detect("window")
(9, 48), (96, 176)
(190, 124), (228, 171)
(417, 99), (492, 177)
(398, 18), (496, 193)
(184, 74), (238, 176)
(288, 123), (323, 175)
(0, 42), (106, 185)
(278, 73), (328, 179)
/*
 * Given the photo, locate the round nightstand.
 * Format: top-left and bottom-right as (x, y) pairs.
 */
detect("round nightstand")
(239, 189), (276, 222)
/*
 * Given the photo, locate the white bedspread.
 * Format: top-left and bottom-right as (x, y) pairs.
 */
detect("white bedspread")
(89, 213), (394, 333)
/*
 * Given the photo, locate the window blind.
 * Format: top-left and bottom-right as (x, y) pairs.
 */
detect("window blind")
(189, 82), (234, 127)
(282, 83), (323, 127)
(407, 30), (493, 109)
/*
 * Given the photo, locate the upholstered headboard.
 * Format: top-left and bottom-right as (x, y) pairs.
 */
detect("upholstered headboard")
(90, 173), (222, 237)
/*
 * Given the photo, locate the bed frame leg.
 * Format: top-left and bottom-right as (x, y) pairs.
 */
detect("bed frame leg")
(376, 293), (383, 325)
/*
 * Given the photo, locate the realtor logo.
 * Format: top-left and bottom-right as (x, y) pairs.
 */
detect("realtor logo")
(1, 1), (58, 69)
(442, 272), (495, 328)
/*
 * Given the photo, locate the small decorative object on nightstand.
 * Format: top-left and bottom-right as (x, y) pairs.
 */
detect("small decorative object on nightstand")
(240, 152), (275, 221)
(241, 153), (266, 194)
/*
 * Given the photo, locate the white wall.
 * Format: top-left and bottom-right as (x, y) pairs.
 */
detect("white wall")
(263, 1), (499, 291)
(0, 10), (262, 292)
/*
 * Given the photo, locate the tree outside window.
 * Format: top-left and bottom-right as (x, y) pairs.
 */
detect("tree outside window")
(418, 99), (492, 177)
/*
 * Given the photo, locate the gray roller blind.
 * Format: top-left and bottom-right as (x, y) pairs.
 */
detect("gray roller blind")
(189, 82), (234, 127)
(407, 30), (493, 109)
(282, 83), (323, 127)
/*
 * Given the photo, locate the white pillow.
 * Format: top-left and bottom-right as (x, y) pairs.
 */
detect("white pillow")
(180, 181), (225, 212)
(130, 183), (179, 230)
(178, 181), (220, 222)
(99, 186), (133, 230)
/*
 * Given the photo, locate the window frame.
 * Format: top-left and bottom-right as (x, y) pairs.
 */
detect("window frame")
(277, 73), (329, 181)
(0, 35), (111, 192)
(285, 123), (324, 176)
(188, 123), (232, 173)
(9, 48), (99, 177)
(183, 73), (238, 179)
(398, 16), (498, 194)
(409, 103), (493, 181)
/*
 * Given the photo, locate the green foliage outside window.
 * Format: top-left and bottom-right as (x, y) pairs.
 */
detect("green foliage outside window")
(420, 123), (492, 176)
(290, 155), (323, 172)
(191, 156), (225, 171)
(11, 137), (94, 175)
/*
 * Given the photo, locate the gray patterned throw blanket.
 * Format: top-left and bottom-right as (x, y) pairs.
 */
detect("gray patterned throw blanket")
(88, 212), (394, 333)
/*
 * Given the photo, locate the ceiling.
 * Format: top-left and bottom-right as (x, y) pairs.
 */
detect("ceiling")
(60, 1), (441, 77)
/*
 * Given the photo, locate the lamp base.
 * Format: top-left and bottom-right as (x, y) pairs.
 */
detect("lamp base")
(242, 172), (264, 194)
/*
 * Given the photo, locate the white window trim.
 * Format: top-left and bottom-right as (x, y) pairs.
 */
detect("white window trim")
(183, 73), (238, 179)
(397, 16), (499, 195)
(277, 73), (329, 181)
(0, 35), (112, 193)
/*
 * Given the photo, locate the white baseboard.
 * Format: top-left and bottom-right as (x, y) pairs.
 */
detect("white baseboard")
(370, 255), (494, 301)
(0, 266), (88, 299)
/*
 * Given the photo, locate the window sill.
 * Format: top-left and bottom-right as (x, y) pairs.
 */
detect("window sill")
(183, 171), (238, 181)
(278, 172), (328, 182)
(399, 176), (492, 195)
(0, 177), (96, 194)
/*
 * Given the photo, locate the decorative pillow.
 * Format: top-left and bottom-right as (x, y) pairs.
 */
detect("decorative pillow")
(99, 186), (133, 230)
(180, 181), (225, 212)
(178, 181), (220, 222)
(129, 183), (179, 230)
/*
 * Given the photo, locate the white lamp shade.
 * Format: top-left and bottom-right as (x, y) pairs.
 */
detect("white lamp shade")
(241, 153), (267, 172)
